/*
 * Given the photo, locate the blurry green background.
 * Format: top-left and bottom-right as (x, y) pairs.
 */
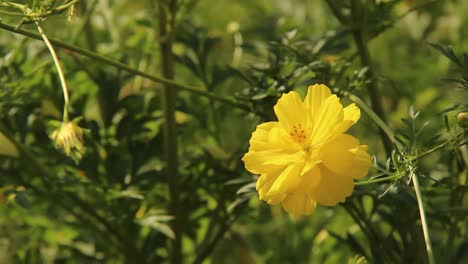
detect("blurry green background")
(0, 0), (467, 263)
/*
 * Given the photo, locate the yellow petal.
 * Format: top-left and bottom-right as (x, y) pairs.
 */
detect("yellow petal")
(314, 166), (354, 206)
(281, 192), (316, 217)
(334, 103), (361, 134)
(310, 95), (344, 145)
(274, 91), (308, 131)
(243, 148), (305, 174)
(304, 84), (332, 119)
(262, 150), (305, 166)
(344, 103), (360, 123)
(247, 122), (282, 151)
(296, 165), (321, 192)
(267, 162), (304, 197)
(242, 151), (282, 174)
(277, 166), (320, 215)
(256, 170), (287, 205)
(320, 134), (360, 175)
(348, 145), (372, 179)
(243, 122), (302, 174)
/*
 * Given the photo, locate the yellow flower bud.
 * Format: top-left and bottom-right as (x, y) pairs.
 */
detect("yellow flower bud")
(50, 121), (86, 162)
(457, 112), (468, 128)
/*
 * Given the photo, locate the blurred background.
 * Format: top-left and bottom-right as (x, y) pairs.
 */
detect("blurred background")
(0, 0), (467, 263)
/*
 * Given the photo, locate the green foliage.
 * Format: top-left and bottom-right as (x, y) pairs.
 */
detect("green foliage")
(0, 0), (467, 263)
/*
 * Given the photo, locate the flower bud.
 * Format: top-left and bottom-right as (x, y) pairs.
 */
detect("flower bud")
(457, 112), (468, 128)
(50, 121), (86, 162)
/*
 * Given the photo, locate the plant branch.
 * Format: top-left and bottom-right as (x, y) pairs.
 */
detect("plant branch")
(355, 174), (400, 186)
(0, 9), (23, 16)
(349, 0), (393, 156)
(410, 169), (435, 264)
(345, 91), (396, 145)
(416, 131), (464, 160)
(0, 22), (250, 111)
(54, 0), (80, 12)
(158, 1), (181, 263)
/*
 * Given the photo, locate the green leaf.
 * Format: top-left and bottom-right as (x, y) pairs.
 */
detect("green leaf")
(137, 215), (175, 239)
(110, 188), (144, 200)
(136, 157), (165, 176)
(428, 43), (463, 68)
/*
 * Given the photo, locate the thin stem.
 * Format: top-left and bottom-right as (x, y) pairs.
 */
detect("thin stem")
(350, 0), (393, 156)
(54, 0), (80, 12)
(0, 22), (250, 111)
(0, 9), (24, 16)
(35, 21), (70, 121)
(354, 174), (400, 186)
(1, 1), (26, 11)
(410, 169), (435, 264)
(345, 92), (396, 145)
(158, 1), (181, 263)
(416, 131), (464, 160)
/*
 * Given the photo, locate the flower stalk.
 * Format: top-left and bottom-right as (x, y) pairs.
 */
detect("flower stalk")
(354, 174), (400, 186)
(410, 169), (435, 264)
(35, 21), (70, 122)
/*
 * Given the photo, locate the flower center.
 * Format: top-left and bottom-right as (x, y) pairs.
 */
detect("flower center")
(289, 123), (307, 144)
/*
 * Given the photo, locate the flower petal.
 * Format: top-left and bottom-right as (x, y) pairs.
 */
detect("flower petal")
(296, 165), (321, 191)
(281, 192), (316, 217)
(304, 84), (332, 119)
(279, 165), (320, 216)
(320, 134), (360, 175)
(334, 103), (361, 134)
(344, 103), (361, 123)
(274, 91), (308, 131)
(310, 95), (344, 145)
(243, 122), (302, 174)
(267, 162), (305, 197)
(348, 145), (372, 179)
(256, 170), (286, 205)
(314, 166), (354, 206)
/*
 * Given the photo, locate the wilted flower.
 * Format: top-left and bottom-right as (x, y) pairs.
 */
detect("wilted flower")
(242, 84), (372, 217)
(50, 120), (86, 162)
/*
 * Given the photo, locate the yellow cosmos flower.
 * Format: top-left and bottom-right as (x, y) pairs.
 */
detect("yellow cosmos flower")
(242, 84), (372, 217)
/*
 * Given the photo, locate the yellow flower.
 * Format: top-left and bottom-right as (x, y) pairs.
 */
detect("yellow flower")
(242, 84), (372, 217)
(458, 112), (468, 128)
(50, 121), (86, 162)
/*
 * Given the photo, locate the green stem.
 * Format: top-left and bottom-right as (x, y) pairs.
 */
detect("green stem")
(410, 169), (435, 264)
(350, 0), (393, 156)
(158, 1), (181, 263)
(354, 174), (400, 186)
(1, 1), (26, 11)
(54, 0), (80, 12)
(35, 21), (70, 121)
(0, 9), (24, 16)
(0, 22), (249, 111)
(416, 131), (464, 160)
(345, 92), (396, 145)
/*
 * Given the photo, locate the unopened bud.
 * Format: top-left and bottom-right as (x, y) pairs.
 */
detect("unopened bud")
(50, 121), (86, 162)
(458, 112), (468, 128)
